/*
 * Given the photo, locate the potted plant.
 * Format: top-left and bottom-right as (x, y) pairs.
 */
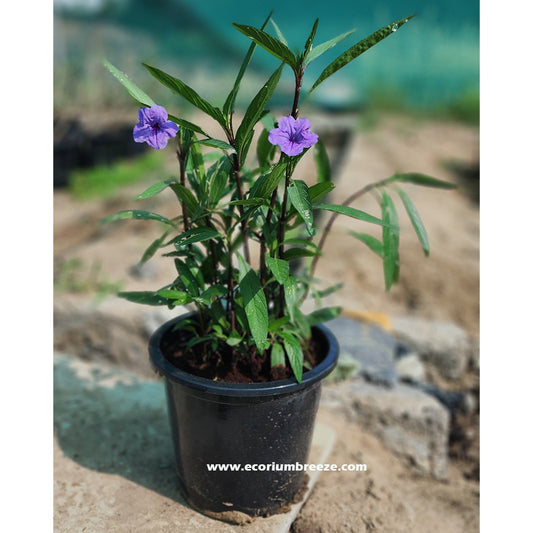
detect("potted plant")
(102, 12), (455, 522)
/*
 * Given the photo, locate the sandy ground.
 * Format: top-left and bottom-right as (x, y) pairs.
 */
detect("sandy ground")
(54, 111), (480, 531)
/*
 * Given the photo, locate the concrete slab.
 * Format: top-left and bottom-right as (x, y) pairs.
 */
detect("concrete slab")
(54, 353), (336, 532)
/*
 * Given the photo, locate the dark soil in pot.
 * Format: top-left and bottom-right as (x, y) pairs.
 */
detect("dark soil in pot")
(159, 319), (327, 384)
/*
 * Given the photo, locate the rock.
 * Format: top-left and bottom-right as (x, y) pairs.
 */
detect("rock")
(54, 308), (153, 377)
(395, 352), (426, 383)
(326, 317), (398, 387)
(392, 317), (473, 380)
(322, 380), (450, 479)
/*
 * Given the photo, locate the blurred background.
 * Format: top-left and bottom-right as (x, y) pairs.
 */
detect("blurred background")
(54, 0), (479, 186)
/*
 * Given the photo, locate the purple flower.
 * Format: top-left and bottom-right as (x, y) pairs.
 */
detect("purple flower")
(133, 105), (179, 150)
(268, 116), (318, 156)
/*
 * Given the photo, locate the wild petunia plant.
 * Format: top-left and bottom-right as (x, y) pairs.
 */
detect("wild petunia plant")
(102, 13), (455, 383)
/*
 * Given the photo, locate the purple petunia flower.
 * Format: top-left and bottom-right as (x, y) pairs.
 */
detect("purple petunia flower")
(133, 105), (179, 150)
(268, 116), (318, 156)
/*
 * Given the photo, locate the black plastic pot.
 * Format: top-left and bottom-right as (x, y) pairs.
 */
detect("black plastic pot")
(149, 314), (339, 519)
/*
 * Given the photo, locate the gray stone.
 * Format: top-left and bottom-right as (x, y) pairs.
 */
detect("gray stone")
(326, 317), (398, 387)
(392, 316), (473, 380)
(322, 380), (450, 479)
(395, 352), (426, 383)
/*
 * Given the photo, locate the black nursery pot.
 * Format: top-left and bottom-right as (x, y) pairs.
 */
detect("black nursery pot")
(149, 314), (339, 520)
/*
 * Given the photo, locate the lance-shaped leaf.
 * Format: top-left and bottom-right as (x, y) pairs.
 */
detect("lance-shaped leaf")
(397, 189), (429, 256)
(303, 19), (319, 59)
(235, 64), (284, 160)
(136, 179), (176, 200)
(304, 27), (357, 65)
(233, 23), (297, 68)
(138, 231), (170, 265)
(381, 192), (400, 291)
(280, 331), (303, 383)
(390, 173), (457, 189)
(168, 115), (209, 137)
(224, 11), (273, 117)
(237, 253), (269, 348)
(103, 59), (155, 107)
(101, 210), (174, 226)
(348, 231), (384, 258)
(118, 291), (170, 306)
(143, 63), (225, 127)
(310, 14), (416, 93)
(270, 343), (286, 368)
(173, 227), (222, 248)
(170, 183), (200, 218)
(265, 256), (290, 284)
(306, 306), (342, 326)
(288, 180), (315, 236)
(250, 160), (287, 199)
(313, 138), (331, 183)
(284, 275), (299, 320)
(315, 204), (393, 227)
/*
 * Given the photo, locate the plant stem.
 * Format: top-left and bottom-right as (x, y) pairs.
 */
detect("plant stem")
(232, 155), (251, 264)
(176, 139), (189, 232)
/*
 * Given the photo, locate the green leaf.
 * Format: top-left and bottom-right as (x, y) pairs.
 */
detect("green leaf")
(306, 306), (342, 326)
(284, 275), (299, 320)
(257, 127), (276, 167)
(250, 161), (287, 199)
(381, 192), (400, 291)
(168, 115), (209, 137)
(304, 27), (357, 65)
(265, 256), (290, 284)
(304, 19), (320, 59)
(138, 231), (170, 265)
(156, 289), (190, 304)
(224, 11), (273, 117)
(348, 231), (384, 258)
(197, 138), (235, 152)
(174, 259), (200, 296)
(237, 253), (269, 347)
(284, 248), (320, 261)
(101, 210), (174, 226)
(173, 227), (222, 248)
(102, 59), (155, 107)
(268, 315), (290, 332)
(270, 343), (286, 367)
(143, 63), (225, 126)
(310, 14), (416, 93)
(288, 180), (315, 236)
(313, 138), (331, 183)
(208, 160), (230, 208)
(235, 64), (284, 160)
(280, 331), (303, 383)
(309, 181), (335, 203)
(269, 18), (289, 46)
(232, 23), (297, 68)
(118, 291), (169, 306)
(397, 189), (429, 256)
(226, 330), (243, 347)
(170, 183), (200, 218)
(391, 173), (457, 189)
(136, 179), (176, 200)
(315, 204), (391, 227)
